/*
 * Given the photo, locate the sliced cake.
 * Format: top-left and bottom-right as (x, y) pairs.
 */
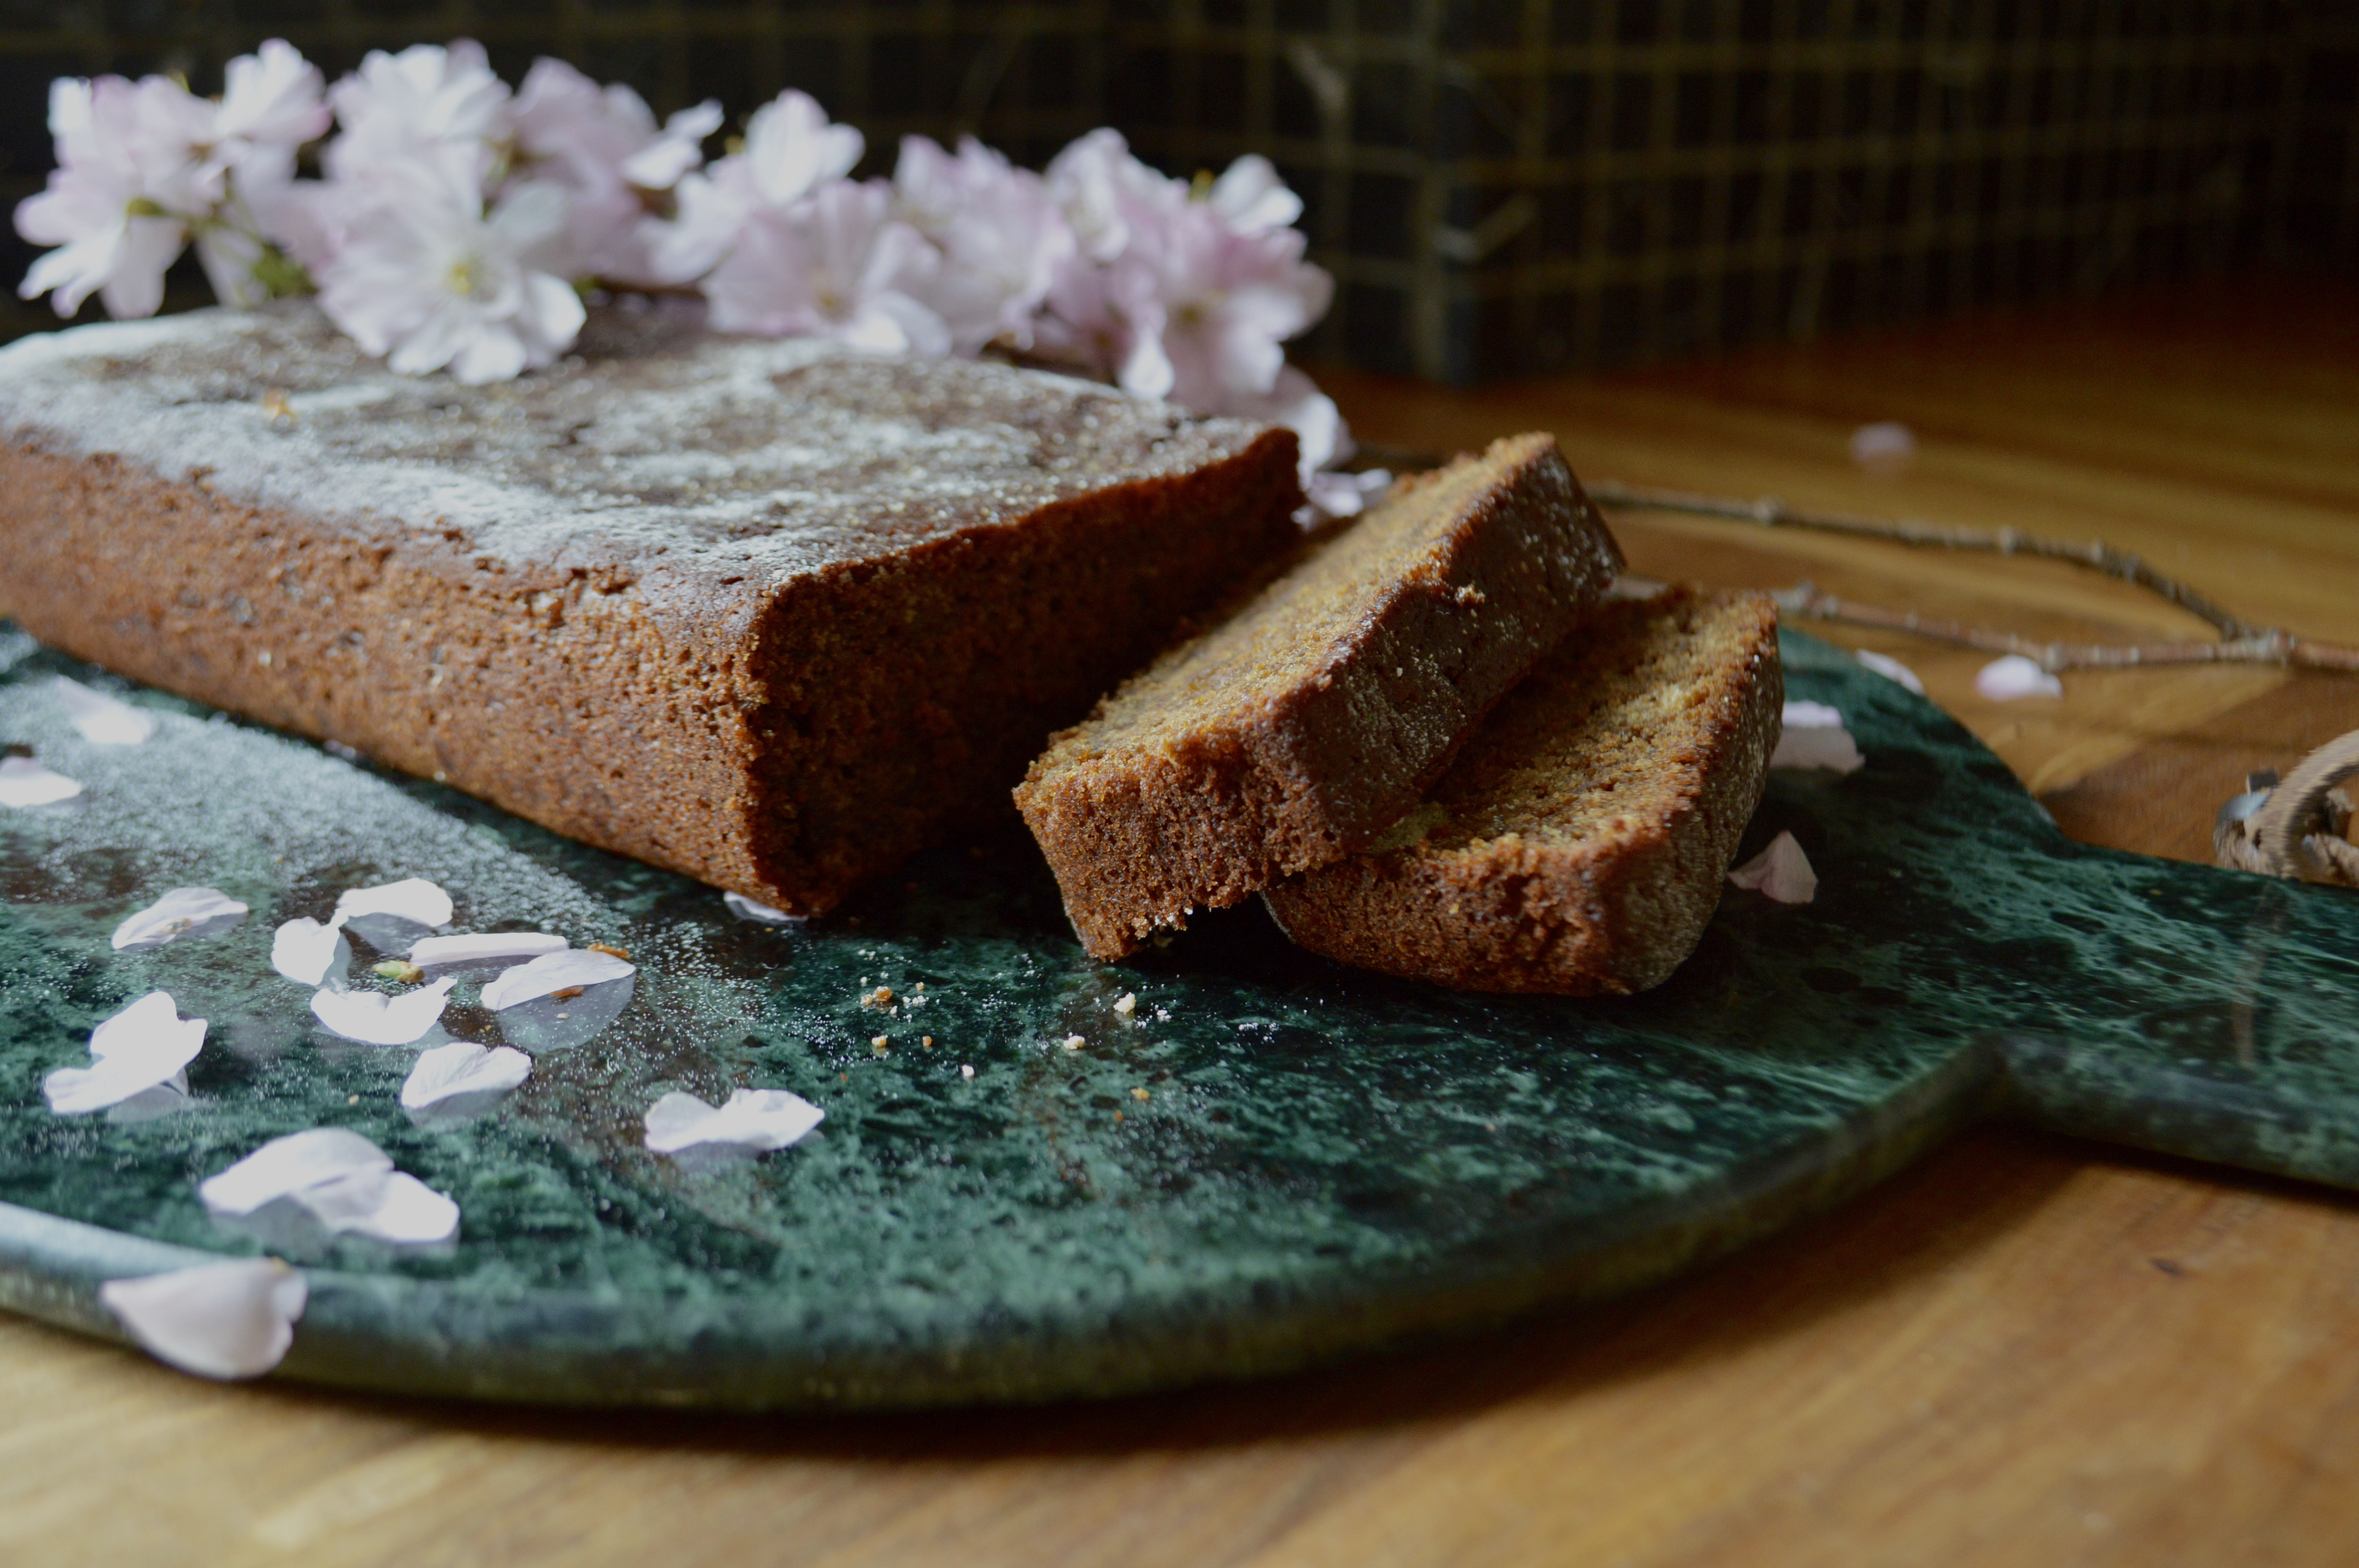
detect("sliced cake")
(0, 300), (1301, 914)
(1013, 433), (1623, 960)
(1263, 586), (1782, 994)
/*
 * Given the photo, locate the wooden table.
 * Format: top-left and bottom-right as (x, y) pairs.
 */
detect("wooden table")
(6, 280), (2358, 1567)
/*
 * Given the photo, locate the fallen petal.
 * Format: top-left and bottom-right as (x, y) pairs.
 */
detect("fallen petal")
(112, 887), (251, 951)
(481, 949), (635, 1011)
(53, 675), (158, 745)
(45, 990), (207, 1115)
(401, 1040), (532, 1110)
(200, 1128), (391, 1218)
(296, 1170), (462, 1246)
(333, 877), (454, 928)
(1770, 702), (1864, 774)
(198, 1128), (459, 1247)
(1849, 420), (1917, 473)
(0, 757), (82, 808)
(724, 891), (803, 925)
(410, 931), (566, 967)
(1728, 831), (1817, 904)
(310, 976), (456, 1045)
(98, 1258), (306, 1380)
(494, 973), (634, 1054)
(1854, 649), (1926, 695)
(1975, 654), (2063, 701)
(644, 1087), (825, 1156)
(271, 915), (351, 986)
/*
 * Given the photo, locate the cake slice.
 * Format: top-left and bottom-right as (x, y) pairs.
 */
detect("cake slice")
(1013, 433), (1623, 960)
(1263, 586), (1781, 995)
(0, 300), (1301, 914)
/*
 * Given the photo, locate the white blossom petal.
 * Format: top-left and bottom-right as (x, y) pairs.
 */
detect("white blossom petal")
(724, 891), (803, 925)
(271, 915), (351, 986)
(111, 886), (249, 951)
(53, 675), (156, 744)
(333, 877), (453, 927)
(1729, 831), (1817, 904)
(1976, 655), (2063, 701)
(201, 1129), (390, 1216)
(1303, 468), (1391, 521)
(400, 1039), (531, 1111)
(1849, 420), (1917, 473)
(294, 1171), (460, 1245)
(1854, 649), (1926, 695)
(1769, 701), (1864, 774)
(644, 1087), (824, 1156)
(409, 931), (566, 967)
(44, 990), (206, 1115)
(198, 1127), (458, 1246)
(99, 1258), (306, 1381)
(0, 757), (82, 808)
(309, 976), (456, 1045)
(480, 948), (635, 1011)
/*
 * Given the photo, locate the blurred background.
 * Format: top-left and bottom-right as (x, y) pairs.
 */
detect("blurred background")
(0, 0), (2354, 382)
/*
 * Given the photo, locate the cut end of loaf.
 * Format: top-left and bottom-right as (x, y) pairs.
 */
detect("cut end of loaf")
(1017, 431), (1625, 960)
(1263, 586), (1783, 994)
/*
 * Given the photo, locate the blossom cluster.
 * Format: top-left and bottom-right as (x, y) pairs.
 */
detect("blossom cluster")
(14, 39), (1348, 482)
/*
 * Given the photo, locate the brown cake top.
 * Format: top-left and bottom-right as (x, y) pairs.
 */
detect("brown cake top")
(0, 299), (1277, 594)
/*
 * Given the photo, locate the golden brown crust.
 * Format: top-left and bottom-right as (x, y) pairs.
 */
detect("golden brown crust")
(0, 325), (1302, 915)
(1262, 587), (1783, 995)
(1014, 433), (1625, 960)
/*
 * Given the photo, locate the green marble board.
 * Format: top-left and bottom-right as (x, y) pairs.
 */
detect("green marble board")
(2, 623), (2355, 1410)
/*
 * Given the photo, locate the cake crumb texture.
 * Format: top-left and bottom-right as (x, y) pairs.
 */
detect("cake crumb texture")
(1263, 586), (1783, 995)
(1015, 432), (1624, 960)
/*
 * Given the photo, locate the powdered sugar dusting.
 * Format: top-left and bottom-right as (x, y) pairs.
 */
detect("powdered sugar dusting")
(0, 300), (1270, 601)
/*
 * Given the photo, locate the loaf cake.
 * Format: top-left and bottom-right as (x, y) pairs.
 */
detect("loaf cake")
(0, 300), (1301, 914)
(1013, 433), (1623, 960)
(1261, 586), (1781, 993)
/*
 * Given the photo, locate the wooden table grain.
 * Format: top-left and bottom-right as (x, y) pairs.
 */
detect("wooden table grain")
(6, 280), (2358, 1568)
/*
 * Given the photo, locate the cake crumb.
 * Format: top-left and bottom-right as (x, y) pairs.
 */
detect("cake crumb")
(921, 1036), (934, 1048)
(1154, 1007), (1171, 1022)
(871, 1035), (889, 1053)
(862, 985), (894, 1008)
(587, 941), (630, 960)
(1131, 1087), (1150, 1102)
(1114, 992), (1137, 1017)
(1061, 1034), (1085, 1051)
(373, 960), (424, 984)
(960, 1064), (975, 1079)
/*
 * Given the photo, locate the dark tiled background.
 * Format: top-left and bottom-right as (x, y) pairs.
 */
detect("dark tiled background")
(1, 0), (2353, 381)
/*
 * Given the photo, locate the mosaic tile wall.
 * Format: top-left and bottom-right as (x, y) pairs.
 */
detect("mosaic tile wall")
(1, 0), (2353, 380)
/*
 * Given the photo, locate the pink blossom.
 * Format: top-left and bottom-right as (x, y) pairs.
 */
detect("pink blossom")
(324, 40), (510, 187)
(1132, 199), (1332, 410)
(316, 164), (585, 383)
(1044, 128), (1178, 263)
(702, 178), (948, 355)
(14, 74), (217, 318)
(644, 89), (861, 284)
(893, 135), (1073, 354)
(1206, 154), (1303, 234)
(213, 40), (331, 160)
(511, 58), (720, 284)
